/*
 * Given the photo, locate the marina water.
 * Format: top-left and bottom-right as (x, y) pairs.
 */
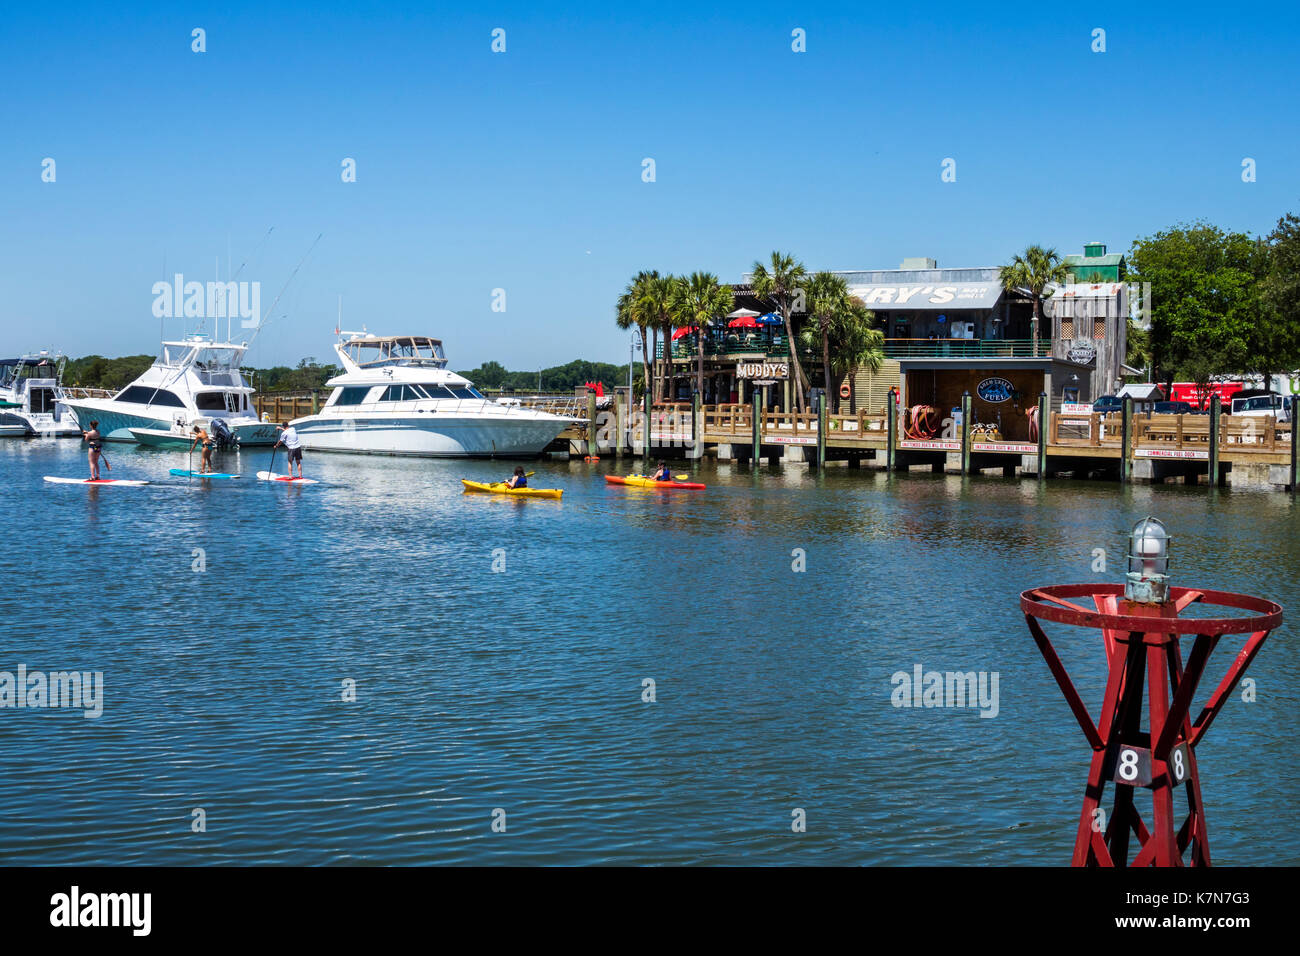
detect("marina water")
(1, 439), (1296, 865)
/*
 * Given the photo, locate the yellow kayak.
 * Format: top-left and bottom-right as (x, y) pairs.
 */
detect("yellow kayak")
(461, 479), (562, 499)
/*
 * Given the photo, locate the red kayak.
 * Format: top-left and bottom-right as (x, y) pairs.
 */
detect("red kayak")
(605, 475), (706, 490)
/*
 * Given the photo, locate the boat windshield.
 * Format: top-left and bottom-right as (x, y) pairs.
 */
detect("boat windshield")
(159, 342), (246, 369)
(0, 358), (58, 384)
(343, 336), (447, 369)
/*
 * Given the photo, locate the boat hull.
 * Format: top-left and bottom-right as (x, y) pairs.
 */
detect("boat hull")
(58, 403), (170, 441)
(291, 413), (569, 457)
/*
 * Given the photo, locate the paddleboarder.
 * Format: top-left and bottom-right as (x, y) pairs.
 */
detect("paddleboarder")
(82, 420), (106, 480)
(188, 425), (216, 474)
(505, 466), (528, 489)
(274, 420), (305, 479)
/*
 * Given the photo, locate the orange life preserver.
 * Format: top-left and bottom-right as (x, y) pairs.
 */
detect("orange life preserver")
(839, 383), (851, 399)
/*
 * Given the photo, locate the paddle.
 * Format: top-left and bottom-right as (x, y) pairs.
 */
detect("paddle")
(267, 440), (278, 483)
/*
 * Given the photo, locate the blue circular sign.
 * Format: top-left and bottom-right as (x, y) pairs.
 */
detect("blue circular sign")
(977, 377), (1014, 403)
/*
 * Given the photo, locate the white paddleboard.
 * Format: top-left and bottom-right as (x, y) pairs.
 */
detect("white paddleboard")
(256, 471), (319, 484)
(44, 476), (148, 486)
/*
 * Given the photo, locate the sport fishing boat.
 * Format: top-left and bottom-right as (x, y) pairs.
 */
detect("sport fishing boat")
(290, 333), (573, 457)
(60, 335), (279, 445)
(0, 352), (85, 437)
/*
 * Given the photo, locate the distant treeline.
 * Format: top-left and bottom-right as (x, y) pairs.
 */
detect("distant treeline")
(61, 354), (629, 394)
(63, 355), (154, 390)
(456, 359), (632, 392)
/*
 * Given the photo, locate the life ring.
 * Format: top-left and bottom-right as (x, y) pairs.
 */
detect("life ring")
(839, 383), (851, 399)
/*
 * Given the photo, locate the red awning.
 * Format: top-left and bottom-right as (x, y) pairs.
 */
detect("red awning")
(727, 316), (758, 328)
(671, 326), (698, 340)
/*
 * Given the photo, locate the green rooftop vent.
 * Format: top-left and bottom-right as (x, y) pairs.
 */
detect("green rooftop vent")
(1084, 242), (1107, 258)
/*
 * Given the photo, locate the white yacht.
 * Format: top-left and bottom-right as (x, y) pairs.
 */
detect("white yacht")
(291, 333), (573, 457)
(60, 335), (279, 445)
(0, 352), (85, 437)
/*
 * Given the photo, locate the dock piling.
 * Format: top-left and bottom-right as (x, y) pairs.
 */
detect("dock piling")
(960, 391), (971, 475)
(1036, 392), (1047, 480)
(1209, 395), (1221, 487)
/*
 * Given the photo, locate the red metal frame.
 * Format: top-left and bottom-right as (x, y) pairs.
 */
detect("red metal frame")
(1021, 584), (1281, 867)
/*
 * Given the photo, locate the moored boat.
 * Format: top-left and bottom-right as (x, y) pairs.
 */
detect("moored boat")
(290, 333), (573, 457)
(61, 335), (278, 445)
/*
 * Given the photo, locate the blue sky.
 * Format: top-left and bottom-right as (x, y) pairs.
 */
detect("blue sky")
(2, 1), (1298, 370)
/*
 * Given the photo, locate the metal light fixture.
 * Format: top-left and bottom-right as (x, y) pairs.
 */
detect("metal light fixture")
(1125, 516), (1170, 604)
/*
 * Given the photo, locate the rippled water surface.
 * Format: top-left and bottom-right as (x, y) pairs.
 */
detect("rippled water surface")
(1, 439), (1296, 865)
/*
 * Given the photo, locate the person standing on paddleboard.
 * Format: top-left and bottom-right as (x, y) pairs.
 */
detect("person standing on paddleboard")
(82, 420), (106, 480)
(505, 466), (528, 489)
(275, 420), (304, 479)
(188, 425), (215, 474)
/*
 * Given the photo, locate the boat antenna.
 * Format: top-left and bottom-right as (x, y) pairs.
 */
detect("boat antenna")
(249, 232), (323, 347)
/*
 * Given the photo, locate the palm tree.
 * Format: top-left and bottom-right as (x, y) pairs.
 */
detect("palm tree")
(804, 272), (852, 406)
(670, 272), (732, 400)
(998, 245), (1070, 357)
(616, 272), (655, 398)
(798, 292), (884, 413)
(750, 251), (810, 410)
(643, 274), (676, 401)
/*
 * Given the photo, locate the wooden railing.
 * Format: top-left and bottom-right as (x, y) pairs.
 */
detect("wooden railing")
(827, 409), (888, 436)
(702, 403), (752, 434)
(1135, 414), (1291, 452)
(1049, 411), (1123, 447)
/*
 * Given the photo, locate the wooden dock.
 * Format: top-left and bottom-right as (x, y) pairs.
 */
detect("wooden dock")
(608, 399), (1298, 492)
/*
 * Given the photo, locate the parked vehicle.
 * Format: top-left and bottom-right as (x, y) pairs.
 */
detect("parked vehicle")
(1230, 393), (1292, 423)
(1093, 395), (1123, 413)
(1153, 401), (1195, 415)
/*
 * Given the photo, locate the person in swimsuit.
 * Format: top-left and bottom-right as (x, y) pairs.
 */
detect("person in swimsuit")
(505, 466), (527, 489)
(82, 420), (104, 480)
(189, 425), (215, 473)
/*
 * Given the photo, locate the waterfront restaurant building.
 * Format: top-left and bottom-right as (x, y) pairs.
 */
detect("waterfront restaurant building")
(655, 246), (1130, 426)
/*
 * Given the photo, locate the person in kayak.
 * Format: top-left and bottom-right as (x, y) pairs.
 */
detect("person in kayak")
(651, 460), (674, 482)
(189, 424), (215, 474)
(82, 420), (105, 480)
(275, 421), (305, 479)
(505, 466), (528, 489)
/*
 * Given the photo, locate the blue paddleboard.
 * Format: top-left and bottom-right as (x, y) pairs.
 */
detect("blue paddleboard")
(170, 469), (241, 480)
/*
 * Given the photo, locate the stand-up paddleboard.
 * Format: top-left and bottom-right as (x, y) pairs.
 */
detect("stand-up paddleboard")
(44, 476), (148, 487)
(257, 471), (319, 484)
(170, 469), (241, 480)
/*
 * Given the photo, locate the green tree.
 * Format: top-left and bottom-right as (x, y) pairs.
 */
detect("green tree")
(670, 272), (732, 399)
(1128, 222), (1270, 395)
(750, 251), (811, 410)
(998, 245), (1069, 356)
(1260, 212), (1300, 389)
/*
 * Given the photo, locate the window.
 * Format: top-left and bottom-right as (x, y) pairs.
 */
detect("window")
(195, 392), (228, 411)
(449, 387), (484, 400)
(380, 384), (417, 402)
(115, 385), (185, 407)
(1093, 318), (1106, 341)
(1060, 318), (1075, 339)
(333, 386), (372, 406)
(421, 385), (459, 400)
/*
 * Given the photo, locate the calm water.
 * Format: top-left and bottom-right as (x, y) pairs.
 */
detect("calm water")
(1, 438), (1296, 865)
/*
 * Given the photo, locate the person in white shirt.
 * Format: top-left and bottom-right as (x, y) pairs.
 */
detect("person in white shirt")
(275, 420), (305, 478)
